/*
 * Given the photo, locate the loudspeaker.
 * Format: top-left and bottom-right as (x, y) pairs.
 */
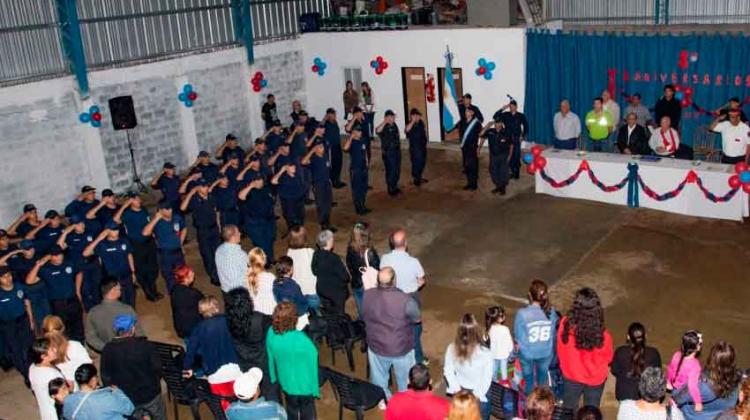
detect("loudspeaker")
(108, 96), (137, 130)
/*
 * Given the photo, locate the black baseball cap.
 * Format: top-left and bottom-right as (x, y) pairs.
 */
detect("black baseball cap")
(195, 178), (209, 186)
(102, 188), (114, 197)
(312, 137), (325, 147)
(81, 185), (96, 193)
(226, 133), (238, 141)
(272, 119), (282, 127)
(163, 162), (176, 169)
(509, 100), (518, 106)
(19, 240), (34, 250)
(254, 137), (266, 145)
(48, 245), (64, 255)
(45, 210), (59, 219)
(352, 106), (363, 114)
(198, 151), (210, 158)
(729, 97), (741, 103)
(298, 110), (308, 117)
(410, 108), (422, 116)
(125, 191), (139, 198)
(23, 204), (36, 212)
(384, 110), (395, 117)
(157, 200), (172, 209)
(326, 108), (336, 114)
(247, 154), (262, 162)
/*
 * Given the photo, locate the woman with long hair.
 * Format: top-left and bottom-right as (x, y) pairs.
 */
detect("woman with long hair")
(266, 302), (319, 419)
(557, 288), (613, 410)
(360, 81), (375, 137)
(611, 322), (662, 401)
(286, 225), (319, 312)
(514, 279), (559, 395)
(345, 221), (379, 315)
(169, 264), (205, 342)
(246, 247), (277, 316)
(42, 315), (92, 390)
(343, 80), (359, 120)
(443, 313), (494, 420)
(715, 375), (750, 420)
(446, 389), (482, 420)
(667, 330), (704, 411)
(29, 337), (64, 420)
(675, 341), (741, 420)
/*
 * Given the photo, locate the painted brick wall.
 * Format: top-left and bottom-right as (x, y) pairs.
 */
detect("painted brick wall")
(254, 49), (307, 125)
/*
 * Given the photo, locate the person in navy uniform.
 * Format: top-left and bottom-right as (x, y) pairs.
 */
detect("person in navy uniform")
(1, 241), (46, 330)
(27, 245), (84, 341)
(479, 118), (514, 195)
(57, 215), (101, 310)
(142, 201), (186, 292)
(0, 266), (34, 380)
(458, 94), (484, 137)
(190, 150), (220, 183)
(85, 188), (120, 234)
(346, 107), (373, 165)
(220, 155), (242, 190)
(238, 176), (276, 261)
(211, 176), (240, 229)
(288, 120), (308, 160)
(84, 221), (137, 307)
(0, 230), (14, 258)
(26, 210), (65, 255)
(262, 120), (286, 154)
(344, 125), (371, 215)
(323, 108), (346, 189)
(302, 137), (336, 232)
(272, 163), (306, 232)
(405, 108), (429, 187)
(64, 186), (100, 231)
(180, 178), (221, 285)
(150, 162), (181, 211)
(215, 133), (245, 165)
(7, 204), (41, 241)
(114, 192), (162, 301)
(460, 107), (482, 191)
(375, 110), (403, 196)
(497, 100), (528, 179)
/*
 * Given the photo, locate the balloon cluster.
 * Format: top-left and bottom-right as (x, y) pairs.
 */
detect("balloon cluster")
(311, 57), (327, 76)
(728, 162), (750, 193)
(678, 50), (699, 70)
(178, 84), (198, 108)
(425, 74), (436, 103)
(475, 58), (496, 80)
(522, 145), (547, 174)
(251, 72), (268, 92)
(370, 56), (388, 75)
(674, 85), (694, 108)
(79, 105), (103, 127)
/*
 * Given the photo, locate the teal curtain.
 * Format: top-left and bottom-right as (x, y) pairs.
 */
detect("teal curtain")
(525, 29), (750, 146)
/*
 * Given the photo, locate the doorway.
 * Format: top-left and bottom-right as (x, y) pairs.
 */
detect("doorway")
(437, 67), (463, 142)
(401, 67), (429, 135)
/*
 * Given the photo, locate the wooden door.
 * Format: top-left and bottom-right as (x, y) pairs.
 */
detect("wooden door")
(438, 67), (463, 142)
(401, 67), (429, 135)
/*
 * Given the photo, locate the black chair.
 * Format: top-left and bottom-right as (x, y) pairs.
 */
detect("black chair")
(196, 379), (237, 420)
(150, 341), (203, 420)
(552, 405), (575, 420)
(322, 313), (367, 371)
(324, 367), (385, 420)
(488, 381), (519, 419)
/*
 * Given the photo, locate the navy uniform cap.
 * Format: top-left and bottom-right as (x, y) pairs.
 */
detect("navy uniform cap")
(20, 240), (34, 250)
(23, 204), (36, 212)
(198, 150), (210, 158)
(45, 210), (59, 219)
(105, 220), (119, 230)
(196, 178), (209, 186)
(0, 266), (11, 277)
(48, 245), (63, 255)
(384, 110), (395, 117)
(69, 214), (83, 224)
(163, 162), (176, 169)
(102, 189), (114, 197)
(226, 133), (238, 141)
(326, 108), (336, 114)
(81, 185), (96, 193)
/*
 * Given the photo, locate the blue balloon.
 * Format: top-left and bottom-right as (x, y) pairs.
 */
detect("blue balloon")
(89, 105), (100, 114)
(475, 68), (482, 76)
(487, 62), (496, 71)
(185, 100), (193, 108)
(178, 93), (187, 102)
(91, 120), (102, 128)
(675, 91), (684, 100)
(478, 58), (487, 67)
(523, 153), (534, 164)
(483, 72), (492, 80)
(319, 62), (327, 69)
(79, 113), (91, 123)
(370, 60), (378, 69)
(318, 69), (325, 76)
(183, 84), (193, 93)
(740, 170), (750, 184)
(261, 79), (268, 87)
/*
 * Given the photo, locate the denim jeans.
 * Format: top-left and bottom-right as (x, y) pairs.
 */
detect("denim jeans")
(589, 139), (605, 152)
(368, 349), (415, 400)
(304, 294), (321, 313)
(562, 378), (605, 410)
(414, 323), (424, 363)
(520, 354), (553, 395)
(493, 358), (509, 381)
(352, 287), (363, 317)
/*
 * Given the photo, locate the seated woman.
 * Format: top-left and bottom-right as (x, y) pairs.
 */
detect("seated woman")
(649, 116), (680, 157)
(183, 296), (238, 380)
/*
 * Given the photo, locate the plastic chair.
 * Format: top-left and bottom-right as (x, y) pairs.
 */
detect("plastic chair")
(150, 341), (203, 420)
(693, 125), (720, 162)
(552, 405), (575, 420)
(196, 379), (236, 420)
(322, 313), (367, 371)
(324, 367), (386, 420)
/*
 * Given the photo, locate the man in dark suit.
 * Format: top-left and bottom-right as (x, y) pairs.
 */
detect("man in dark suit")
(616, 112), (651, 155)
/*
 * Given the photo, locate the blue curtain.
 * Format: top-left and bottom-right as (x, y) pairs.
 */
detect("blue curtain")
(525, 29), (750, 146)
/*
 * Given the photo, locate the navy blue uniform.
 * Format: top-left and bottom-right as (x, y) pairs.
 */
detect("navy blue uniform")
(484, 128), (512, 188)
(224, 166), (241, 188)
(154, 175), (181, 210)
(407, 120), (428, 184)
(153, 215), (185, 291)
(7, 256), (48, 328)
(65, 200), (99, 221)
(194, 163), (220, 183)
(15, 221), (37, 239)
(38, 261), (83, 340)
(0, 284), (33, 378)
(33, 225), (63, 255)
(239, 181), (276, 261)
(348, 138), (369, 212)
(187, 194), (221, 285)
(458, 104), (484, 137)
(94, 238), (135, 307)
(378, 123), (402, 195)
(220, 146), (245, 164)
(460, 118), (482, 189)
(308, 152), (333, 227)
(498, 111), (528, 177)
(213, 185), (240, 228)
(266, 132), (286, 154)
(325, 120), (344, 185)
(359, 119), (373, 161)
(277, 167), (306, 230)
(121, 208), (159, 300)
(65, 231), (101, 310)
(91, 205), (120, 235)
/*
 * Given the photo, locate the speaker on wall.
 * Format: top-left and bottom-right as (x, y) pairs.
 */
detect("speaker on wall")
(108, 96), (138, 130)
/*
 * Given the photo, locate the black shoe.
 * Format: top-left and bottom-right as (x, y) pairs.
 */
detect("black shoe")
(368, 185), (373, 190)
(499, 187), (507, 195)
(420, 178), (429, 183)
(331, 201), (338, 207)
(360, 207), (372, 215)
(491, 187), (500, 194)
(333, 182), (347, 189)
(413, 179), (421, 187)
(463, 184), (472, 190)
(512, 173), (520, 179)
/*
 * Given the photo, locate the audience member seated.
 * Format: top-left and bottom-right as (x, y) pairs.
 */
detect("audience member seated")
(42, 315), (92, 390)
(616, 112), (651, 155)
(611, 322), (662, 401)
(63, 363), (134, 420)
(311, 229), (350, 315)
(385, 363), (449, 420)
(649, 116), (680, 157)
(100, 314), (166, 420)
(266, 302), (320, 419)
(286, 225), (320, 312)
(446, 389), (481, 420)
(616, 367), (677, 420)
(29, 338), (64, 420)
(183, 296), (238, 379)
(169, 264), (205, 343)
(227, 367), (288, 420)
(84, 279), (142, 352)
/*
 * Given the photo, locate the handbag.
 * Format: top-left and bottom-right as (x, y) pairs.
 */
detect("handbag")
(360, 248), (378, 290)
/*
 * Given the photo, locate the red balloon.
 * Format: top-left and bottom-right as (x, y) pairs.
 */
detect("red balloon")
(252, 73), (261, 82)
(729, 174), (741, 189)
(684, 87), (693, 96)
(376, 56), (383, 62)
(312, 65), (319, 72)
(580, 160), (590, 171)
(256, 72), (264, 80)
(674, 85), (682, 92)
(534, 156), (547, 169)
(686, 170), (697, 183)
(252, 85), (261, 92)
(531, 145), (543, 156)
(478, 67), (486, 75)
(735, 162), (749, 173)
(743, 183), (750, 193)
(527, 162), (537, 174)
(92, 112), (102, 122)
(680, 99), (690, 108)
(375, 68), (383, 75)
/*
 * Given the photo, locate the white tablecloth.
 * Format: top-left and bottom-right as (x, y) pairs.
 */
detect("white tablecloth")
(535, 150), (749, 221)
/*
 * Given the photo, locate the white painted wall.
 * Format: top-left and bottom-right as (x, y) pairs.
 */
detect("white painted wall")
(300, 27), (527, 141)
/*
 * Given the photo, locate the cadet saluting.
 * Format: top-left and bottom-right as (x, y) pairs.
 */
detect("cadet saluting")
(272, 163), (306, 233)
(405, 108), (429, 187)
(479, 118), (513, 195)
(83, 221), (137, 307)
(57, 215), (101, 310)
(238, 176), (276, 261)
(460, 107), (482, 191)
(324, 108), (346, 189)
(180, 178), (221, 286)
(302, 137), (335, 232)
(142, 201), (186, 292)
(150, 162), (181, 211)
(375, 110), (402, 196)
(0, 266), (34, 380)
(343, 126), (371, 215)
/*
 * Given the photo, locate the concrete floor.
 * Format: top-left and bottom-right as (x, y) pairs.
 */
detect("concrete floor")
(2, 145), (749, 419)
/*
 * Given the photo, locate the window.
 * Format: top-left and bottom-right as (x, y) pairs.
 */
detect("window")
(343, 67), (363, 88)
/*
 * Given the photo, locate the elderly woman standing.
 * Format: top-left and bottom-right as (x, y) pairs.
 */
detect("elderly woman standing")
(311, 230), (350, 315)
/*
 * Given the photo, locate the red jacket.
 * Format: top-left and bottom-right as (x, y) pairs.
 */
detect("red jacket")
(384, 389), (450, 420)
(556, 317), (614, 386)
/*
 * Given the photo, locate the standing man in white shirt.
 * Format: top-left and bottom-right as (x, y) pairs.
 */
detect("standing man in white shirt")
(710, 109), (750, 164)
(380, 229), (428, 365)
(552, 100), (581, 150)
(214, 225), (248, 296)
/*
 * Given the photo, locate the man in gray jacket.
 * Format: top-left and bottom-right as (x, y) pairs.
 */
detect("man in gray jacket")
(85, 279), (143, 352)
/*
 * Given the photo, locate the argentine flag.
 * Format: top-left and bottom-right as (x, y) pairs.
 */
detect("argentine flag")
(442, 48), (460, 132)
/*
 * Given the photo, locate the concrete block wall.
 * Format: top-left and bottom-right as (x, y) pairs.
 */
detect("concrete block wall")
(253, 49), (307, 126)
